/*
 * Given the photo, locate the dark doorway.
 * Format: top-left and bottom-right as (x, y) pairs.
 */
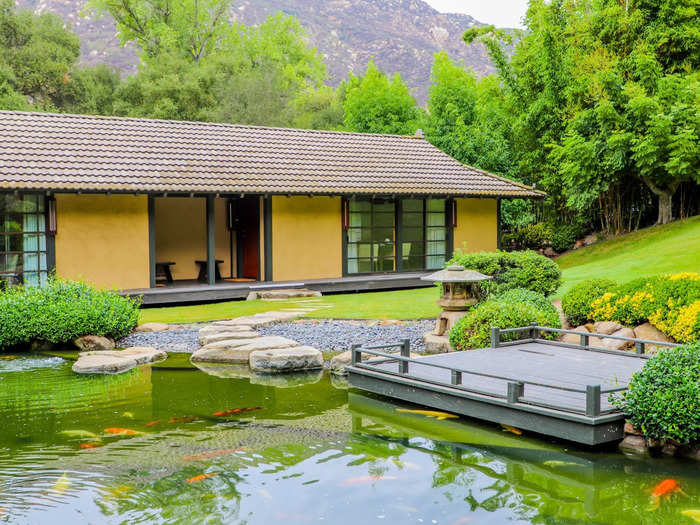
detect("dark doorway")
(230, 197), (260, 280)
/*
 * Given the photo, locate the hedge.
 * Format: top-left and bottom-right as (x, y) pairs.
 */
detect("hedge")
(449, 250), (562, 297)
(0, 278), (141, 350)
(561, 278), (617, 326)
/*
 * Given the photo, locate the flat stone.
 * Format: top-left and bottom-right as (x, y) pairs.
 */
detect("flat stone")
(619, 435), (648, 455)
(218, 311), (301, 328)
(593, 321), (624, 335)
(249, 346), (323, 373)
(81, 347), (166, 365)
(73, 335), (115, 351)
(634, 323), (674, 351)
(246, 288), (322, 301)
(423, 332), (452, 354)
(250, 370), (323, 387)
(198, 330), (259, 346)
(602, 327), (635, 350)
(73, 354), (138, 374)
(208, 321), (259, 329)
(135, 322), (169, 333)
(191, 336), (299, 364)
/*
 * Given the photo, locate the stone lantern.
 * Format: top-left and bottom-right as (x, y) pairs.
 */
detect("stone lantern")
(421, 264), (492, 352)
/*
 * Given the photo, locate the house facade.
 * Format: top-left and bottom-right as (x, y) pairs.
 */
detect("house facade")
(0, 111), (543, 302)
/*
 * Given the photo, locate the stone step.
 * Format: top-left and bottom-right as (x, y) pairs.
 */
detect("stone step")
(249, 346), (323, 373)
(73, 347), (166, 374)
(199, 330), (260, 346)
(191, 336), (300, 364)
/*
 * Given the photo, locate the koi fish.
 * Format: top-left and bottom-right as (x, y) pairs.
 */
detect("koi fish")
(0, 355), (18, 360)
(52, 473), (71, 494)
(395, 408), (458, 420)
(650, 479), (686, 510)
(501, 424), (523, 435)
(187, 473), (217, 483)
(80, 443), (102, 449)
(182, 448), (244, 461)
(340, 475), (398, 486)
(145, 420), (162, 427)
(212, 407), (263, 417)
(104, 427), (141, 436)
(681, 510), (700, 523)
(543, 460), (580, 468)
(169, 416), (199, 424)
(60, 430), (99, 439)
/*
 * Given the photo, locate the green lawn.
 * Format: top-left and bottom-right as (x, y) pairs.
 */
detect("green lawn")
(139, 286), (441, 324)
(556, 215), (700, 296)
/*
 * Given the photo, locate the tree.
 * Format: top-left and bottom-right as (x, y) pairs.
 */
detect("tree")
(343, 61), (421, 135)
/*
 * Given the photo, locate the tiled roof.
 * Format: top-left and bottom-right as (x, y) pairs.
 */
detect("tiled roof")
(0, 111), (544, 198)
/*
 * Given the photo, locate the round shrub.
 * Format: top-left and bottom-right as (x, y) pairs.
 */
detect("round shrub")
(561, 278), (617, 326)
(495, 288), (558, 315)
(550, 224), (579, 253)
(450, 250), (562, 297)
(612, 342), (699, 445)
(449, 293), (561, 351)
(0, 278), (141, 350)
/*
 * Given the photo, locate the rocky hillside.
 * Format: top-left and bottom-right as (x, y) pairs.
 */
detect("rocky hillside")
(16, 0), (493, 103)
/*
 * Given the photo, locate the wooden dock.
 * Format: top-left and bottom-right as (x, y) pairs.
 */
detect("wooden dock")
(346, 325), (678, 445)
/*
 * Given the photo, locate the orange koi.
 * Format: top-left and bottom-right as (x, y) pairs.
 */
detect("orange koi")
(104, 427), (138, 435)
(187, 473), (217, 483)
(145, 420), (162, 427)
(183, 448), (244, 461)
(649, 479), (686, 510)
(80, 443), (101, 449)
(501, 424), (523, 435)
(340, 475), (398, 486)
(169, 416), (199, 424)
(212, 406), (262, 417)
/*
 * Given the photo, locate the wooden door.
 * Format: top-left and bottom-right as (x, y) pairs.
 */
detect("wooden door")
(234, 197), (260, 280)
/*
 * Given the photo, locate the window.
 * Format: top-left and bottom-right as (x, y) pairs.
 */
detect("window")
(0, 194), (49, 288)
(346, 199), (395, 273)
(345, 198), (449, 274)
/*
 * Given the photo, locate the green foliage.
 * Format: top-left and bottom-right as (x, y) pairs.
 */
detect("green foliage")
(550, 223), (580, 252)
(450, 250), (562, 296)
(0, 278), (140, 350)
(502, 222), (552, 250)
(561, 278), (617, 326)
(612, 342), (699, 445)
(343, 60), (421, 135)
(449, 290), (561, 351)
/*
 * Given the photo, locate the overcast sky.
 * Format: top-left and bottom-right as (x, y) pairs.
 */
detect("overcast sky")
(424, 0), (529, 29)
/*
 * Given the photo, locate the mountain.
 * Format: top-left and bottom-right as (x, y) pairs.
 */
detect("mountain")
(16, 0), (493, 103)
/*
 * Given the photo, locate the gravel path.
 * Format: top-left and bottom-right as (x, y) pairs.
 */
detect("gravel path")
(117, 319), (435, 354)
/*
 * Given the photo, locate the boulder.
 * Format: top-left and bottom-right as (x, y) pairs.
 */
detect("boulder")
(543, 247), (557, 258)
(573, 240), (585, 250)
(198, 330), (259, 346)
(583, 233), (598, 246)
(80, 347), (166, 365)
(191, 336), (299, 364)
(135, 322), (169, 333)
(249, 346), (323, 373)
(73, 354), (137, 374)
(593, 321), (624, 335)
(560, 325), (590, 345)
(73, 335), (115, 352)
(624, 422), (643, 436)
(602, 327), (635, 350)
(634, 323), (674, 351)
(619, 435), (648, 455)
(661, 442), (678, 457)
(423, 333), (452, 354)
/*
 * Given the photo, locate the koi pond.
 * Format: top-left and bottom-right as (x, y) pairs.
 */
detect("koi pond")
(0, 354), (697, 524)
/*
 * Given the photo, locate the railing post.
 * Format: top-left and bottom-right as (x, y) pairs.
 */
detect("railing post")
(451, 370), (462, 385)
(507, 381), (524, 404)
(530, 322), (539, 341)
(635, 341), (645, 355)
(490, 327), (500, 348)
(351, 344), (361, 366)
(580, 333), (589, 349)
(399, 338), (410, 375)
(585, 385), (601, 417)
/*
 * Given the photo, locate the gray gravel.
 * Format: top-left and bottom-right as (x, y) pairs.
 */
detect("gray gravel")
(117, 320), (435, 354)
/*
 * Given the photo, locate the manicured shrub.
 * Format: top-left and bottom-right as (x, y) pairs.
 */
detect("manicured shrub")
(612, 342), (699, 445)
(590, 273), (700, 342)
(449, 290), (561, 350)
(501, 222), (552, 250)
(561, 278), (617, 326)
(0, 278), (141, 350)
(550, 224), (580, 253)
(450, 250), (562, 297)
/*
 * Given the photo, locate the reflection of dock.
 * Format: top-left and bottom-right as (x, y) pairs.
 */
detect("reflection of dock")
(347, 326), (670, 445)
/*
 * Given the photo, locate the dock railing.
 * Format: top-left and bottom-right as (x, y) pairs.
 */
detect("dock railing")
(349, 326), (678, 419)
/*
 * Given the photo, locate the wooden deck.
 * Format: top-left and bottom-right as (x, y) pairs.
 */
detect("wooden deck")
(346, 327), (670, 445)
(123, 272), (432, 305)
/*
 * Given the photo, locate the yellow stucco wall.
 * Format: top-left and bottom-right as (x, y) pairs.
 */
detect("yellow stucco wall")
(453, 198), (499, 253)
(55, 194), (150, 289)
(154, 197), (232, 280)
(271, 196), (342, 281)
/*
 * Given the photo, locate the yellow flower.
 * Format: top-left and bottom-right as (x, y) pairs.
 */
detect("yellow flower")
(668, 272), (700, 281)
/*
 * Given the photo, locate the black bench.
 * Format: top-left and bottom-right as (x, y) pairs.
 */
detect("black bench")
(195, 259), (223, 282)
(155, 261), (176, 283)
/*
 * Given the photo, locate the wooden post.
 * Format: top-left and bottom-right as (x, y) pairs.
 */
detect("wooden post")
(530, 322), (539, 341)
(585, 385), (601, 417)
(451, 370), (462, 385)
(206, 195), (216, 286)
(399, 338), (410, 375)
(635, 341), (645, 355)
(351, 344), (361, 366)
(580, 333), (589, 348)
(490, 327), (500, 348)
(148, 195), (156, 288)
(507, 381), (524, 404)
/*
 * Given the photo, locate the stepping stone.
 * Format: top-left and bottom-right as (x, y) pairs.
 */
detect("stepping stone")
(198, 325), (251, 342)
(223, 312), (300, 328)
(73, 347), (166, 374)
(198, 330), (259, 346)
(135, 322), (170, 333)
(191, 336), (299, 364)
(209, 321), (258, 330)
(246, 288), (322, 301)
(249, 346), (323, 373)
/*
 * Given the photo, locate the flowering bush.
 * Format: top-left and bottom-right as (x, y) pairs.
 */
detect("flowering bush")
(561, 278), (617, 326)
(590, 273), (700, 343)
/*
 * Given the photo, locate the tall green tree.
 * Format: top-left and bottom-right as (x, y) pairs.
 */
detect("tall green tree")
(343, 61), (421, 135)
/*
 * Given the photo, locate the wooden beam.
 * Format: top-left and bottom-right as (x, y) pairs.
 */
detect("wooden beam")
(148, 195), (156, 288)
(206, 195), (216, 285)
(263, 196), (272, 281)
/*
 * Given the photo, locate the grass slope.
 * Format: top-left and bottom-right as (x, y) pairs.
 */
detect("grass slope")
(556, 215), (700, 296)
